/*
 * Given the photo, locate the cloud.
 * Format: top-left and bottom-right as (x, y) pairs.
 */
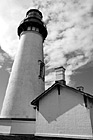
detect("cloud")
(0, 47), (13, 73)
(0, 0), (93, 89)
(43, 0), (93, 88)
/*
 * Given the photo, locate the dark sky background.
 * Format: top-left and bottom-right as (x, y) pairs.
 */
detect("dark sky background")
(71, 63), (93, 94)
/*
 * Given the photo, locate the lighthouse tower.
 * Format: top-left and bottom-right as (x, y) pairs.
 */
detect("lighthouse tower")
(0, 9), (47, 134)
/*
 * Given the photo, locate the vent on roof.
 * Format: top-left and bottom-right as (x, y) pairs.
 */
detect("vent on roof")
(76, 86), (84, 92)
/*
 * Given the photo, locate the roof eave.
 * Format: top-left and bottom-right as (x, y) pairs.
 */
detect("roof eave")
(31, 81), (93, 106)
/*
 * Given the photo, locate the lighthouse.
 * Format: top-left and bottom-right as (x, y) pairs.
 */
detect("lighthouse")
(0, 9), (47, 134)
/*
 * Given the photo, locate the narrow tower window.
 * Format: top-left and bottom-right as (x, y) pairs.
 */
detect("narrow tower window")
(27, 27), (31, 31)
(36, 28), (39, 32)
(38, 60), (45, 81)
(32, 27), (36, 31)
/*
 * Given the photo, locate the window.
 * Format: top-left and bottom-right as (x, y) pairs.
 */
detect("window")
(38, 60), (45, 81)
(32, 27), (36, 31)
(36, 28), (39, 32)
(27, 27), (31, 31)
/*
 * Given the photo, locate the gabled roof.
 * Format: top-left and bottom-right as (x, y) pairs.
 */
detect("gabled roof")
(31, 81), (93, 106)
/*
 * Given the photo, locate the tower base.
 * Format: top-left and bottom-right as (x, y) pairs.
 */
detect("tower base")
(0, 118), (35, 134)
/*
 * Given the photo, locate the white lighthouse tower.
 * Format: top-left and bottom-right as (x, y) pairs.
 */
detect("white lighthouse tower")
(0, 9), (47, 134)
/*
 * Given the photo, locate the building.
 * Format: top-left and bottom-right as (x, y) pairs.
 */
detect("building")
(0, 9), (93, 140)
(31, 67), (93, 139)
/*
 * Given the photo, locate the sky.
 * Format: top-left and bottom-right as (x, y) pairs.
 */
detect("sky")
(0, 0), (93, 112)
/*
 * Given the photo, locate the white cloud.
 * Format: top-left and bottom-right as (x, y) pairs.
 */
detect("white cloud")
(43, 0), (93, 89)
(0, 47), (13, 71)
(0, 0), (93, 89)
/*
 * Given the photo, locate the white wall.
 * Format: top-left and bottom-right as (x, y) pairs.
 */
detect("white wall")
(1, 32), (44, 119)
(36, 86), (93, 138)
(0, 119), (35, 134)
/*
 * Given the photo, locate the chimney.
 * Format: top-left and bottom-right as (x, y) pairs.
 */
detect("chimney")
(55, 66), (66, 85)
(76, 86), (84, 92)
